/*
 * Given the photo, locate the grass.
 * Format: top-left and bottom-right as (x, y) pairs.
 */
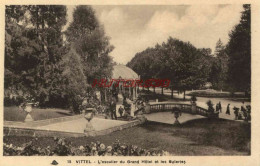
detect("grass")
(4, 118), (250, 155)
(188, 89), (247, 98)
(4, 106), (73, 122)
(139, 90), (172, 102)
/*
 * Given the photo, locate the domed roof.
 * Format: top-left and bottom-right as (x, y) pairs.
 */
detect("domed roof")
(112, 64), (139, 79)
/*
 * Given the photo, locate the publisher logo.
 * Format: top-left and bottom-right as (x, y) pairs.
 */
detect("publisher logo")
(51, 160), (59, 165)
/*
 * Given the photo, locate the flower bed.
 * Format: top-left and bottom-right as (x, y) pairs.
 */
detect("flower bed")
(4, 137), (170, 156)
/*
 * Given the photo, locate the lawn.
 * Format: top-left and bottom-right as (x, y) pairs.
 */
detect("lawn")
(4, 118), (250, 155)
(188, 89), (247, 98)
(4, 106), (73, 122)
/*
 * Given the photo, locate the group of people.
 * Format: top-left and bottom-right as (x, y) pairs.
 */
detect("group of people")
(134, 98), (146, 114)
(233, 102), (251, 121)
(109, 95), (149, 120)
(104, 96), (133, 120)
(215, 101), (251, 122)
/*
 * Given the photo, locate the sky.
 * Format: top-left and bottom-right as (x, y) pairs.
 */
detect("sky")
(65, 5), (243, 64)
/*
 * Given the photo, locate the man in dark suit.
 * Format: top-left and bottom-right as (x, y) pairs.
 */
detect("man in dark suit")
(110, 98), (117, 120)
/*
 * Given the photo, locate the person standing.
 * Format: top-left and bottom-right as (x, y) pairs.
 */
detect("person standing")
(241, 101), (247, 120)
(233, 107), (239, 120)
(118, 106), (124, 118)
(110, 98), (117, 120)
(241, 101), (245, 111)
(216, 103), (219, 113)
(226, 104), (230, 115)
(219, 102), (222, 113)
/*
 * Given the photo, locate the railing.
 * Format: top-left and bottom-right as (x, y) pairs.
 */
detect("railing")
(148, 102), (218, 118)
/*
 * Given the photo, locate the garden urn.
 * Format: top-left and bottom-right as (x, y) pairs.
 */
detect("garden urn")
(173, 110), (181, 125)
(84, 108), (95, 132)
(24, 103), (34, 122)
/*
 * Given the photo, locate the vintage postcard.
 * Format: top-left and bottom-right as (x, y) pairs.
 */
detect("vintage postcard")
(0, 0), (260, 166)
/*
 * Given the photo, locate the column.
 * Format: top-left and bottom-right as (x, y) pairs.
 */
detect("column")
(129, 86), (131, 99)
(135, 85), (138, 98)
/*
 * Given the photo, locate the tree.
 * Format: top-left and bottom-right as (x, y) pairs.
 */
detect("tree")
(128, 37), (210, 100)
(66, 6), (114, 103)
(210, 39), (229, 90)
(214, 39), (225, 55)
(59, 48), (88, 112)
(5, 5), (68, 106)
(5, 5), (114, 110)
(226, 4), (251, 95)
(5, 6), (30, 97)
(163, 38), (209, 100)
(66, 6), (114, 86)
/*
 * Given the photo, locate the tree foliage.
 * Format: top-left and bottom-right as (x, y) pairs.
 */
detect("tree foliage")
(5, 5), (67, 106)
(65, 6), (114, 85)
(128, 5), (251, 98)
(226, 4), (251, 94)
(210, 39), (229, 90)
(58, 48), (88, 112)
(5, 5), (114, 111)
(127, 37), (212, 99)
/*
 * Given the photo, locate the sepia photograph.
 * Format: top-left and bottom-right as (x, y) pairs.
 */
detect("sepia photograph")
(3, 4), (252, 159)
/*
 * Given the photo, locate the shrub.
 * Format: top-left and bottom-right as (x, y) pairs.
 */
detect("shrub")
(4, 97), (15, 107)
(4, 96), (25, 107)
(3, 137), (170, 156)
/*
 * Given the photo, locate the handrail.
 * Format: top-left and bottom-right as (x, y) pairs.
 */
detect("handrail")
(147, 102), (218, 118)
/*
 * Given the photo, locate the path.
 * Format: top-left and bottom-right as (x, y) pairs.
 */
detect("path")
(5, 117), (130, 134)
(35, 117), (129, 133)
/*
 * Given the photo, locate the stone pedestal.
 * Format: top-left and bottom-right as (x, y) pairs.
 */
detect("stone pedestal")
(84, 121), (94, 132)
(24, 103), (34, 122)
(173, 119), (180, 125)
(173, 110), (181, 126)
(84, 108), (95, 133)
(24, 113), (33, 122)
(191, 103), (197, 114)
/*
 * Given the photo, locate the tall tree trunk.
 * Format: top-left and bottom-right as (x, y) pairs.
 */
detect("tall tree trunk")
(153, 87), (155, 94)
(104, 88), (107, 102)
(161, 87), (164, 95)
(171, 86), (174, 99)
(183, 90), (186, 100)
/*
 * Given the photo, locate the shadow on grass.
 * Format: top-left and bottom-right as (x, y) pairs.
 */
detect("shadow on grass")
(141, 119), (250, 154)
(3, 117), (250, 155)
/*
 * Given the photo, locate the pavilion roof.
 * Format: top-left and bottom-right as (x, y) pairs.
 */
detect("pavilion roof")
(112, 64), (139, 79)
